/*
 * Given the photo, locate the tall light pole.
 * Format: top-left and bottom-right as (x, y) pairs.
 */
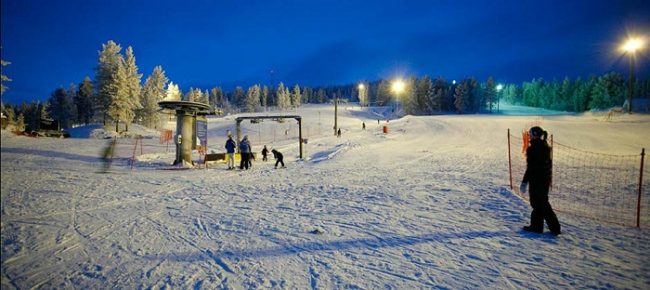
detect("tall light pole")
(496, 84), (503, 113)
(621, 37), (645, 113)
(391, 79), (405, 116)
(358, 83), (366, 107)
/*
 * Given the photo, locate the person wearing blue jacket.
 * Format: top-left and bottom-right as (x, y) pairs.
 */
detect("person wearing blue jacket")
(239, 135), (251, 170)
(224, 136), (236, 170)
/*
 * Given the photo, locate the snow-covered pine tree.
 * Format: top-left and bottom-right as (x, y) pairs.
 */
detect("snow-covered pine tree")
(377, 80), (392, 106)
(107, 58), (130, 132)
(75, 77), (94, 125)
(557, 77), (573, 111)
(485, 77), (495, 113)
(194, 88), (204, 103)
(140, 66), (169, 128)
(66, 84), (79, 126)
(233, 86), (245, 108)
(283, 86), (291, 110)
(400, 77), (417, 115)
(454, 80), (468, 114)
(38, 101), (49, 129)
(589, 73), (625, 110)
(316, 88), (326, 104)
(49, 87), (75, 129)
(291, 85), (301, 108)
(123, 46), (142, 131)
(276, 82), (290, 110)
(5, 106), (15, 128)
(302, 87), (313, 104)
(202, 90), (210, 105)
(166, 82), (181, 101)
(261, 85), (269, 111)
(95, 40), (123, 126)
(209, 87), (224, 114)
(15, 113), (25, 132)
(431, 77), (447, 113)
(416, 76), (433, 114)
(1, 58), (10, 95)
(183, 88), (193, 102)
(245, 85), (261, 112)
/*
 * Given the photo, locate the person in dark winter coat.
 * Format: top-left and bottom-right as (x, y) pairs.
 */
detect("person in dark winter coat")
(262, 145), (269, 161)
(225, 136), (236, 169)
(239, 135), (251, 170)
(271, 149), (285, 168)
(520, 126), (561, 235)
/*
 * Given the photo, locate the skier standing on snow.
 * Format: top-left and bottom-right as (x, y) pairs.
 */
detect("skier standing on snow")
(337, 128), (341, 138)
(520, 126), (561, 236)
(239, 135), (251, 170)
(225, 136), (236, 170)
(262, 145), (269, 161)
(271, 149), (285, 168)
(362, 122), (366, 130)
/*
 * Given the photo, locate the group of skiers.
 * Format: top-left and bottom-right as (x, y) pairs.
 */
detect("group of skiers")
(224, 135), (285, 170)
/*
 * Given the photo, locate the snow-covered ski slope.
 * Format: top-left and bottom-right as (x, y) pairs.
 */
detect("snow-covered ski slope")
(2, 104), (649, 289)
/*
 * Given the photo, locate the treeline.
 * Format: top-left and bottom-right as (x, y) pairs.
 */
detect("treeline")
(2, 40), (650, 133)
(501, 74), (650, 112)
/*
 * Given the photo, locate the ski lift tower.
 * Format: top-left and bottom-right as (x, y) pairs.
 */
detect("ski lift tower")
(158, 100), (210, 165)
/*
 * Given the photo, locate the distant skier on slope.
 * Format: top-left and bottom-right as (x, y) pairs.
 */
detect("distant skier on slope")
(271, 149), (285, 168)
(262, 145), (269, 161)
(225, 136), (236, 170)
(520, 126), (561, 236)
(239, 135), (251, 170)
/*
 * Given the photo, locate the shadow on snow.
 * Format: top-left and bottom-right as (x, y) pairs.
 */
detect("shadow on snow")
(143, 230), (509, 263)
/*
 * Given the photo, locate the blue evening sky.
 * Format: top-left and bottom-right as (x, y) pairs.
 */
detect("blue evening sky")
(1, 0), (649, 104)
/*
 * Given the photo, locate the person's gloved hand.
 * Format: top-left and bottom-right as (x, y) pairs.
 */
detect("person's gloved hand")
(519, 182), (528, 194)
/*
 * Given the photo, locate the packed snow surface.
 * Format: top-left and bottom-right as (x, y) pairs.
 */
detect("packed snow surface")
(2, 104), (649, 289)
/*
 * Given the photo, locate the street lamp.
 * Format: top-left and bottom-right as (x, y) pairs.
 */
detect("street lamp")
(620, 36), (645, 113)
(358, 83), (366, 107)
(391, 79), (405, 114)
(496, 84), (503, 112)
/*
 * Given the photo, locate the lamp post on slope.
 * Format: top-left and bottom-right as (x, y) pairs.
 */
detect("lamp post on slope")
(391, 79), (405, 116)
(621, 37), (645, 113)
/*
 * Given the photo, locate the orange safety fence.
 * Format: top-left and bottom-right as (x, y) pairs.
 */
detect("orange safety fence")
(508, 129), (648, 228)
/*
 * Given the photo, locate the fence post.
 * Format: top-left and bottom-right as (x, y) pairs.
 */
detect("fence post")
(637, 148), (645, 228)
(130, 138), (139, 171)
(508, 129), (513, 190)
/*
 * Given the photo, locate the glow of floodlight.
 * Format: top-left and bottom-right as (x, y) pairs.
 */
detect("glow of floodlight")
(621, 37), (644, 53)
(391, 79), (405, 94)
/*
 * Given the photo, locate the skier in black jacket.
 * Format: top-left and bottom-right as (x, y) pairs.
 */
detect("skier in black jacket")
(271, 149), (285, 168)
(262, 145), (269, 161)
(520, 126), (561, 235)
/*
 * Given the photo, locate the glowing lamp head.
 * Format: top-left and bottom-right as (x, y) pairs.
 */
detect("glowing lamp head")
(496, 84), (503, 91)
(358, 84), (365, 90)
(621, 37), (645, 53)
(391, 79), (405, 94)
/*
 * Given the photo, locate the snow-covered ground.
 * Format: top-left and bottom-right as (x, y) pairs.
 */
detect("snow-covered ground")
(2, 104), (649, 289)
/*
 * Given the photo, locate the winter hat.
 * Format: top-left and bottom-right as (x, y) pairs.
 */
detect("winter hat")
(529, 126), (547, 140)
(243, 135), (248, 140)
